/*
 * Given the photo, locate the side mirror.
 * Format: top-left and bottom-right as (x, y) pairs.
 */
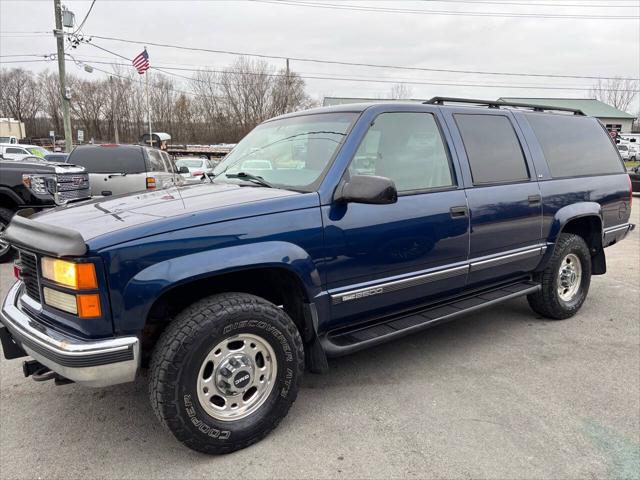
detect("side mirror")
(335, 175), (397, 205)
(178, 166), (189, 174)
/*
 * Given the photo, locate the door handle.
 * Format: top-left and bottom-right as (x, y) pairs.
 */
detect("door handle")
(528, 194), (542, 205)
(450, 206), (468, 218)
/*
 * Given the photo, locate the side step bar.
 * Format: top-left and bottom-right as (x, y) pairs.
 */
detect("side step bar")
(321, 280), (541, 356)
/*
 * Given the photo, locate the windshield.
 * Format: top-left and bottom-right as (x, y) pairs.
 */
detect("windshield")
(176, 159), (204, 168)
(27, 146), (50, 157)
(213, 112), (357, 191)
(617, 145), (628, 151)
(0, 137), (12, 143)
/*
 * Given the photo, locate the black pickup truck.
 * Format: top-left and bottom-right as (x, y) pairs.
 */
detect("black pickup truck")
(0, 156), (91, 262)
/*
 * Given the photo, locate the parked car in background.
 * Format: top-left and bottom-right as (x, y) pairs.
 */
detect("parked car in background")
(238, 159), (273, 170)
(0, 136), (19, 144)
(617, 144), (630, 161)
(175, 156), (215, 181)
(66, 144), (182, 196)
(0, 99), (634, 454)
(0, 143), (51, 161)
(43, 153), (69, 162)
(0, 155), (90, 262)
(629, 166), (640, 192)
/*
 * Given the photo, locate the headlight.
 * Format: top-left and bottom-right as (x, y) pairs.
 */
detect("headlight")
(22, 174), (56, 195)
(41, 257), (98, 290)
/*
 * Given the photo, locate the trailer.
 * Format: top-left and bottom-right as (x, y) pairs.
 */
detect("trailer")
(166, 143), (235, 160)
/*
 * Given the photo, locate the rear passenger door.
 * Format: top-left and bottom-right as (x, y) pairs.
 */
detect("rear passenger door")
(445, 111), (543, 286)
(3, 146), (29, 160)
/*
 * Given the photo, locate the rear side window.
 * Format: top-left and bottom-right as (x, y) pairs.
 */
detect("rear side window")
(455, 114), (529, 185)
(525, 114), (625, 177)
(68, 147), (146, 174)
(147, 149), (168, 172)
(6, 147), (26, 154)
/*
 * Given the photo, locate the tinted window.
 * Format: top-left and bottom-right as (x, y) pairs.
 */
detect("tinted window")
(147, 149), (167, 172)
(68, 146), (146, 174)
(455, 114), (529, 184)
(526, 114), (624, 177)
(6, 147), (26, 154)
(349, 112), (454, 192)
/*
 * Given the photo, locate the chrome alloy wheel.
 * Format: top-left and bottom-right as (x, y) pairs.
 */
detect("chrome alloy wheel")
(557, 253), (582, 302)
(196, 333), (277, 422)
(0, 221), (9, 257)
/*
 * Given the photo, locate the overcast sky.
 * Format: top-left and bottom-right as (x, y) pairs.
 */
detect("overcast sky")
(1, 0), (639, 113)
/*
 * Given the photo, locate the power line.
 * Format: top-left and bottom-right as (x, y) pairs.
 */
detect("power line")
(0, 60), (54, 64)
(82, 33), (640, 81)
(252, 0), (640, 19)
(72, 0), (97, 34)
(415, 0), (639, 6)
(68, 57), (640, 92)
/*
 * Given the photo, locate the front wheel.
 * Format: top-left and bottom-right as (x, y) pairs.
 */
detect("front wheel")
(527, 233), (592, 320)
(149, 293), (304, 454)
(0, 207), (16, 263)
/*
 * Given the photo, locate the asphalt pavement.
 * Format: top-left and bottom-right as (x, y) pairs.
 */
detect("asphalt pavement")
(1, 203), (638, 479)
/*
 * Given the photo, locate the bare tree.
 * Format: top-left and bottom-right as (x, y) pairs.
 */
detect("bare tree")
(0, 64), (314, 144)
(388, 83), (413, 100)
(0, 68), (41, 134)
(590, 78), (639, 112)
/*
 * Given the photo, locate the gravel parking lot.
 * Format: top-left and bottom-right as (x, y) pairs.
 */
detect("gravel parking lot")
(1, 203), (638, 480)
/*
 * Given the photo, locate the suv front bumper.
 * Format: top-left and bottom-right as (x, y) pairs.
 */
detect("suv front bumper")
(0, 281), (139, 387)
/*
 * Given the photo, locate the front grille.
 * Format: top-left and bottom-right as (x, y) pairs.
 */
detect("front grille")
(55, 173), (91, 203)
(18, 251), (41, 303)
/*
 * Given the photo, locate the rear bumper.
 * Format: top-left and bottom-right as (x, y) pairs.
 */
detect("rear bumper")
(603, 223), (635, 247)
(0, 281), (139, 387)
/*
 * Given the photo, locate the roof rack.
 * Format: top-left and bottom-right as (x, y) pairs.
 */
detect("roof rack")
(424, 97), (585, 116)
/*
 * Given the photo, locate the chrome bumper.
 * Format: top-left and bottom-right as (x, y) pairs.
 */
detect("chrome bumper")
(0, 281), (139, 387)
(603, 222), (635, 247)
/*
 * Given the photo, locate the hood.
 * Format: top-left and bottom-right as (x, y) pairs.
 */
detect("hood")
(31, 182), (313, 246)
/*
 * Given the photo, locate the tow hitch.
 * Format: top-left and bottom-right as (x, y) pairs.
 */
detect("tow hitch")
(22, 360), (74, 385)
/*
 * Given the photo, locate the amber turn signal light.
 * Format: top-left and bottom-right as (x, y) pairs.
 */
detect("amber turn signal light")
(146, 177), (156, 189)
(77, 294), (101, 318)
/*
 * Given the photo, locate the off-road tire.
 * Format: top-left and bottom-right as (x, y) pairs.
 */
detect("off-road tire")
(0, 207), (16, 263)
(149, 292), (304, 454)
(527, 233), (591, 320)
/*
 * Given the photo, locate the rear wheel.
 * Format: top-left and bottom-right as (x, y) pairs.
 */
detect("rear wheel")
(149, 292), (304, 454)
(0, 207), (16, 263)
(527, 233), (591, 319)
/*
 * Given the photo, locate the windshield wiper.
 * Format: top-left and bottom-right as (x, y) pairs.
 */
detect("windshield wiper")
(225, 172), (274, 188)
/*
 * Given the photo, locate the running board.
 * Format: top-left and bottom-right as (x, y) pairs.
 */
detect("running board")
(321, 280), (541, 356)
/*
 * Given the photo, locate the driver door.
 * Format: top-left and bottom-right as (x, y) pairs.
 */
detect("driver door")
(322, 111), (470, 330)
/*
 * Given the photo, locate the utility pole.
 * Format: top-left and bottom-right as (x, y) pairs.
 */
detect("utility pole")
(284, 58), (290, 114)
(53, 0), (73, 152)
(110, 76), (119, 143)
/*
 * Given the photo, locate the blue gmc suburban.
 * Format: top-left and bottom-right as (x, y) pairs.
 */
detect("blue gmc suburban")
(0, 98), (634, 454)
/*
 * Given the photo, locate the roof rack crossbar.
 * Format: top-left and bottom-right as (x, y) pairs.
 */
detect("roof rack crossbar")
(424, 97), (585, 116)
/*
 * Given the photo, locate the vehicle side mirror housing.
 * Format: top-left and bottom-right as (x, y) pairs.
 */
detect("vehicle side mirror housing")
(335, 175), (398, 205)
(178, 166), (189, 174)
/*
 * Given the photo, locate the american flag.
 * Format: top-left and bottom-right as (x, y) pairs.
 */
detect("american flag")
(132, 49), (149, 74)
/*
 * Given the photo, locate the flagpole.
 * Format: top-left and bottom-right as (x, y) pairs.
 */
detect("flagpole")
(145, 48), (152, 147)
